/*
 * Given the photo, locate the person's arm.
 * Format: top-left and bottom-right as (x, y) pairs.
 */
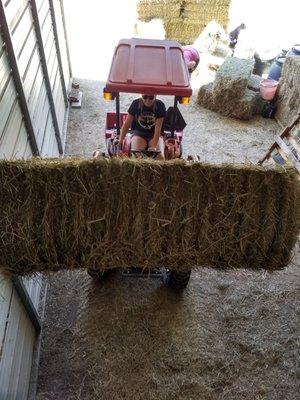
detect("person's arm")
(149, 117), (164, 149)
(119, 114), (133, 144)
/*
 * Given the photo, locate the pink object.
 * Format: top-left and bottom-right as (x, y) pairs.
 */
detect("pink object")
(182, 46), (200, 63)
(260, 79), (278, 100)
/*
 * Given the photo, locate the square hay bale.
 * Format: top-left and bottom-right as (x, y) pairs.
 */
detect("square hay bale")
(197, 82), (215, 110)
(213, 57), (254, 99)
(0, 158), (299, 276)
(229, 89), (263, 120)
(276, 56), (300, 126)
(197, 84), (262, 119)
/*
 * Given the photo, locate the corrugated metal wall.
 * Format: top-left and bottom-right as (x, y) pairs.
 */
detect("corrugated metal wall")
(0, 1), (71, 398)
(0, 277), (42, 399)
(0, 0), (71, 159)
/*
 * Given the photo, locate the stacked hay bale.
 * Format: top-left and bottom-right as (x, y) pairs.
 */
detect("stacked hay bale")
(0, 158), (299, 276)
(198, 57), (264, 120)
(137, 0), (230, 44)
(276, 56), (300, 126)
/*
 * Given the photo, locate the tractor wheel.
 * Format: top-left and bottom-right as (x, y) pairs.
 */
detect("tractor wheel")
(87, 268), (113, 282)
(163, 269), (191, 290)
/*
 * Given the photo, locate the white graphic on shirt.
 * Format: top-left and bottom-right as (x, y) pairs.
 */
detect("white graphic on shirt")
(137, 111), (156, 129)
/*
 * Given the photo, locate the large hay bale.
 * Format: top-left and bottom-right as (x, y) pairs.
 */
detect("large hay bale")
(213, 57), (254, 99)
(197, 83), (262, 120)
(0, 158), (298, 276)
(276, 56), (300, 126)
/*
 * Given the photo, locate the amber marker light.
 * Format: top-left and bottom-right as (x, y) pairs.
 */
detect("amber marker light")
(103, 91), (114, 100)
(179, 96), (190, 105)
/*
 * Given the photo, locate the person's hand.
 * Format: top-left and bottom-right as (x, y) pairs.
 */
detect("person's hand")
(114, 137), (123, 150)
(147, 146), (157, 152)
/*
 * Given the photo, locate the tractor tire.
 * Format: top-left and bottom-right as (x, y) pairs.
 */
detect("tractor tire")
(163, 269), (191, 290)
(87, 268), (113, 282)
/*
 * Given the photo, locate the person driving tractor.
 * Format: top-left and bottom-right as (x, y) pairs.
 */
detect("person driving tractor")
(115, 94), (166, 160)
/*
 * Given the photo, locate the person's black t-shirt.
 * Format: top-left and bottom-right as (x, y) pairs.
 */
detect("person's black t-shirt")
(128, 98), (166, 135)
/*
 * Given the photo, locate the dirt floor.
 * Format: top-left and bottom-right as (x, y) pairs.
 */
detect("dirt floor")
(35, 79), (300, 400)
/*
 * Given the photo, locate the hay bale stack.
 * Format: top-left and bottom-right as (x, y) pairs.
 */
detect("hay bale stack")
(213, 57), (254, 98)
(198, 83), (263, 120)
(276, 56), (300, 126)
(0, 158), (299, 276)
(198, 57), (265, 120)
(137, 0), (167, 21)
(137, 0), (230, 44)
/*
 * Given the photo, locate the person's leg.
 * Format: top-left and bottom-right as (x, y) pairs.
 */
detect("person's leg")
(131, 135), (147, 155)
(148, 136), (165, 160)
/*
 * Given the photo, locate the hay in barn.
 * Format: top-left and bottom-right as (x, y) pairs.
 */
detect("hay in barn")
(276, 56), (300, 126)
(0, 157), (299, 276)
(137, 0), (230, 44)
(197, 83), (263, 120)
(213, 57), (254, 99)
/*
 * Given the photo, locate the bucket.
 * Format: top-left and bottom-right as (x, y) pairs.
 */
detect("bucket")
(260, 79), (278, 100)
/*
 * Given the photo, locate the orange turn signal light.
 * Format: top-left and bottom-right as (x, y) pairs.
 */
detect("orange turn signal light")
(103, 91), (114, 100)
(179, 96), (190, 105)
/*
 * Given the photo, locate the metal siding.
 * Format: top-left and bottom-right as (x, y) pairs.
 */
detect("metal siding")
(38, 0), (50, 28)
(0, 78), (17, 136)
(3, 0), (70, 160)
(0, 276), (13, 359)
(23, 137), (34, 158)
(11, 5), (32, 56)
(51, 130), (59, 156)
(22, 46), (40, 101)
(53, 0), (70, 87)
(0, 286), (37, 400)
(17, 28), (36, 77)
(0, 99), (23, 159)
(7, 302), (28, 400)
(22, 275), (42, 311)
(32, 80), (48, 148)
(5, 0), (28, 30)
(12, 122), (31, 159)
(41, 109), (52, 155)
(0, 289), (24, 398)
(19, 321), (36, 400)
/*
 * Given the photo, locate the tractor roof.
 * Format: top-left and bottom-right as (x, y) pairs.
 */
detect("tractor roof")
(105, 38), (192, 97)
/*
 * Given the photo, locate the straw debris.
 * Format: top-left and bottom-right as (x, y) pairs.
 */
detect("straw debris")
(0, 157), (298, 276)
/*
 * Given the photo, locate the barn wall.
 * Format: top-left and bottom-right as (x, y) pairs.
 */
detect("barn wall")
(0, 1), (71, 398)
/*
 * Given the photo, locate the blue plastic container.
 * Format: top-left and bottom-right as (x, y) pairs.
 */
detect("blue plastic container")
(286, 45), (300, 57)
(268, 56), (285, 81)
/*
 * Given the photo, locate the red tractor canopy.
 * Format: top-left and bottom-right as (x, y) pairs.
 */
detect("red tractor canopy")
(104, 38), (192, 97)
